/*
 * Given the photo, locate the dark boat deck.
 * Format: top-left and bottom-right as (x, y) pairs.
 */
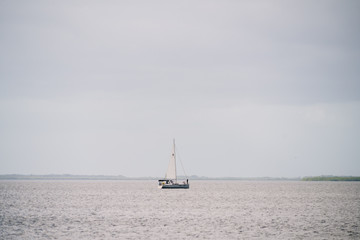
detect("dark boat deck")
(161, 184), (189, 189)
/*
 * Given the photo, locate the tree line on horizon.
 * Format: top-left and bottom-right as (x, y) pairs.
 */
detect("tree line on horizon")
(302, 176), (360, 181)
(1, 174), (359, 181)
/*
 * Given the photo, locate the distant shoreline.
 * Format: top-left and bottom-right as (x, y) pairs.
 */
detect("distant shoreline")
(0, 174), (359, 181)
(302, 176), (360, 181)
(0, 174), (299, 181)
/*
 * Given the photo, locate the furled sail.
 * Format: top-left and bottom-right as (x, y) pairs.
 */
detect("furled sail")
(165, 140), (177, 180)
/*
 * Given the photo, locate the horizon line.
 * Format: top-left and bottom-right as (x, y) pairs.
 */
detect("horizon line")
(1, 174), (359, 179)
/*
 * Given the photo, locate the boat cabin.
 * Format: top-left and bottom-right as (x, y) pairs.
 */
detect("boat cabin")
(158, 179), (173, 186)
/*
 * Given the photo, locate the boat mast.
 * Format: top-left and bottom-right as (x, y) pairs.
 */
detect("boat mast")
(173, 138), (177, 182)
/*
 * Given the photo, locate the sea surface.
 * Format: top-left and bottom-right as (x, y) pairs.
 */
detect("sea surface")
(0, 180), (359, 239)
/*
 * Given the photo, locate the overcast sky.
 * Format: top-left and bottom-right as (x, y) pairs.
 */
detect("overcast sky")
(1, 0), (359, 177)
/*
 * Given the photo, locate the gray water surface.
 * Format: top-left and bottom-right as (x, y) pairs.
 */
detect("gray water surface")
(0, 180), (359, 239)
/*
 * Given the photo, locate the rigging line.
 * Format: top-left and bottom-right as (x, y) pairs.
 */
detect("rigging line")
(175, 145), (188, 179)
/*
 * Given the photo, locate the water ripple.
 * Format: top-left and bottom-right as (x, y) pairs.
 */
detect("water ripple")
(0, 180), (359, 239)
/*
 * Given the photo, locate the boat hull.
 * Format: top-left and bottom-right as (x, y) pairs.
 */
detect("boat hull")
(161, 184), (189, 189)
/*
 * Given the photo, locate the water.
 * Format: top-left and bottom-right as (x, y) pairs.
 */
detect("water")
(0, 180), (359, 239)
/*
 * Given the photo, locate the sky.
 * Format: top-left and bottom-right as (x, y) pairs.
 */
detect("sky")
(0, 0), (359, 178)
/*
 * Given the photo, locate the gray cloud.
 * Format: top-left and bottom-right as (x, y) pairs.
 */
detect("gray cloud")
(1, 0), (359, 177)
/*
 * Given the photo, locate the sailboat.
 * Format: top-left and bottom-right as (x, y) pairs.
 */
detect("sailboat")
(158, 139), (189, 189)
